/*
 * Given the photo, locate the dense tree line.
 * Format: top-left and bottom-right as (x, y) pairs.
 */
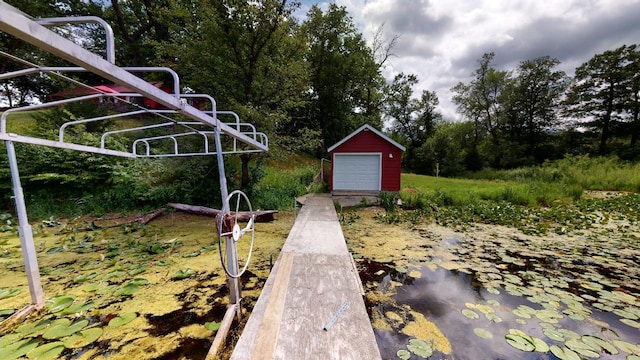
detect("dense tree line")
(1, 0), (640, 212)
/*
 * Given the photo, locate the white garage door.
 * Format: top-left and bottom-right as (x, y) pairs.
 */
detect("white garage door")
(333, 154), (381, 191)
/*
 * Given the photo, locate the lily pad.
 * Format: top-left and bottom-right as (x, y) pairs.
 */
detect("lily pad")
(126, 278), (149, 286)
(620, 318), (640, 328)
(73, 273), (97, 283)
(406, 338), (433, 358)
(26, 341), (65, 360)
(612, 340), (640, 355)
(205, 321), (221, 331)
(16, 319), (52, 337)
(0, 288), (21, 300)
(63, 327), (103, 349)
(42, 318), (88, 340)
(105, 269), (126, 279)
(129, 265), (147, 275)
(485, 313), (502, 323)
(531, 337), (549, 352)
(461, 309), (479, 319)
(108, 312), (138, 328)
(61, 300), (95, 315)
(549, 345), (581, 360)
(172, 268), (196, 280)
(46, 295), (75, 313)
(565, 338), (599, 358)
(113, 284), (139, 296)
(397, 349), (411, 360)
(505, 332), (535, 352)
(543, 328), (565, 342)
(0, 333), (22, 348)
(581, 335), (618, 355)
(473, 328), (493, 339)
(0, 338), (39, 359)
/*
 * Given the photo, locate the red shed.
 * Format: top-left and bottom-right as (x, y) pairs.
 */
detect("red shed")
(328, 124), (405, 193)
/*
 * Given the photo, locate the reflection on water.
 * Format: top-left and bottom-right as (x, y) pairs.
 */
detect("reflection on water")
(362, 239), (640, 360)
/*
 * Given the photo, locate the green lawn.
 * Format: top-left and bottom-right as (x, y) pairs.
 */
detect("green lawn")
(402, 173), (523, 199)
(400, 172), (581, 207)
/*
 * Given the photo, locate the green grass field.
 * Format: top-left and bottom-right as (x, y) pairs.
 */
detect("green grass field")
(400, 172), (582, 207)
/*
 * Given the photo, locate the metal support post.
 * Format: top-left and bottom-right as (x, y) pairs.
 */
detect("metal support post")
(213, 126), (242, 320)
(5, 140), (44, 306)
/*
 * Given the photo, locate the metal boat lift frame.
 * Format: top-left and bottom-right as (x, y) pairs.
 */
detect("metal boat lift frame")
(0, 1), (263, 351)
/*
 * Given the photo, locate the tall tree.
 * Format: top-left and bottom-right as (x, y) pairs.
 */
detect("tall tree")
(174, 0), (308, 188)
(302, 4), (384, 149)
(385, 73), (441, 172)
(565, 44), (637, 153)
(502, 56), (568, 160)
(622, 45), (640, 146)
(451, 52), (512, 166)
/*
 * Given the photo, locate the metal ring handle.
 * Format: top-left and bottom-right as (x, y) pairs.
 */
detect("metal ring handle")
(217, 190), (255, 278)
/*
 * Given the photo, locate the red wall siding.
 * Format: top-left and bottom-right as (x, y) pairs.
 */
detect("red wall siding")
(329, 130), (403, 191)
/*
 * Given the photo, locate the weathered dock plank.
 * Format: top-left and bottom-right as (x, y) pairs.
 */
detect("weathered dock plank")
(230, 194), (380, 360)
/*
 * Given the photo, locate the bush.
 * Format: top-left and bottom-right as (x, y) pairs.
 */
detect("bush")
(252, 165), (316, 210)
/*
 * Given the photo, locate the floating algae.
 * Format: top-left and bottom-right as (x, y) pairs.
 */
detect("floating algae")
(0, 211), (292, 359)
(343, 205), (640, 359)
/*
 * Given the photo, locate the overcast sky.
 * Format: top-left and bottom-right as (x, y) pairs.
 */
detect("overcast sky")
(296, 0), (640, 121)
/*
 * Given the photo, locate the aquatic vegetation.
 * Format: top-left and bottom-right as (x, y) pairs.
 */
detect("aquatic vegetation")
(0, 211), (291, 359)
(344, 199), (640, 360)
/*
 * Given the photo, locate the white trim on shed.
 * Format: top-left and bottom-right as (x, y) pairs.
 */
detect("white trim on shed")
(332, 153), (382, 191)
(327, 124), (406, 153)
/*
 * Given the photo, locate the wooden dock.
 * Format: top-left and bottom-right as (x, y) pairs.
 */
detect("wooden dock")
(230, 194), (381, 360)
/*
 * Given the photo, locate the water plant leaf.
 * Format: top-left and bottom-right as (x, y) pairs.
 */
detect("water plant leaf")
(126, 278), (149, 286)
(105, 269), (126, 279)
(549, 345), (581, 360)
(16, 319), (51, 336)
(505, 333), (535, 352)
(612, 340), (640, 355)
(473, 328), (493, 339)
(0, 288), (20, 300)
(543, 328), (565, 342)
(61, 300), (95, 315)
(108, 312), (137, 328)
(73, 273), (97, 283)
(0, 338), (39, 359)
(0, 333), (22, 348)
(564, 338), (599, 358)
(63, 327), (103, 349)
(620, 318), (640, 328)
(113, 284), (139, 296)
(26, 341), (65, 360)
(128, 265), (147, 275)
(461, 309), (479, 319)
(46, 295), (75, 313)
(205, 321), (221, 331)
(531, 337), (549, 352)
(486, 287), (500, 295)
(581, 335), (618, 355)
(487, 299), (500, 307)
(485, 313), (502, 323)
(156, 260), (172, 266)
(172, 268), (196, 280)
(46, 246), (64, 254)
(42, 318), (88, 339)
(396, 349), (411, 360)
(406, 339), (433, 358)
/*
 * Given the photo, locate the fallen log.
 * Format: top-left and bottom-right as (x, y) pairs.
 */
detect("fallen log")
(167, 203), (278, 222)
(57, 208), (166, 234)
